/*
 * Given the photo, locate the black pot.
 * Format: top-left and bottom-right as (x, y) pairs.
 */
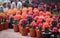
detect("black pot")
(42, 32), (51, 38)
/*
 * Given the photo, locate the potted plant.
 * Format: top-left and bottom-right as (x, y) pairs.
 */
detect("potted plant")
(52, 27), (58, 38)
(51, 16), (57, 28)
(29, 21), (37, 37)
(42, 22), (51, 38)
(0, 15), (3, 31)
(3, 15), (9, 29)
(19, 19), (28, 36)
(13, 14), (21, 32)
(42, 22), (50, 33)
(8, 15), (14, 29)
(36, 23), (43, 38)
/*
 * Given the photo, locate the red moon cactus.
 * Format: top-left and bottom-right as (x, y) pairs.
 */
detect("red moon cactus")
(52, 16), (57, 21)
(28, 11), (33, 15)
(52, 27), (58, 32)
(38, 23), (43, 28)
(37, 18), (43, 24)
(3, 15), (8, 19)
(30, 21), (37, 27)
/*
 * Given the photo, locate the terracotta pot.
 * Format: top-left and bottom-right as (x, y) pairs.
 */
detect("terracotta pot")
(0, 23), (4, 31)
(1, 23), (4, 30)
(13, 24), (19, 32)
(36, 30), (42, 38)
(19, 26), (22, 33)
(4, 22), (9, 29)
(29, 28), (36, 37)
(21, 27), (28, 36)
(26, 27), (29, 33)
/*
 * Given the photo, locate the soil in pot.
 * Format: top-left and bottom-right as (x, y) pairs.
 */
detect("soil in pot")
(21, 27), (28, 36)
(13, 24), (19, 32)
(29, 28), (36, 37)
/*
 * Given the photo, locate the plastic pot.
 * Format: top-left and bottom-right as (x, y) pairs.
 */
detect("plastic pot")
(29, 28), (36, 37)
(36, 30), (42, 38)
(42, 32), (51, 38)
(13, 24), (19, 32)
(21, 27), (28, 36)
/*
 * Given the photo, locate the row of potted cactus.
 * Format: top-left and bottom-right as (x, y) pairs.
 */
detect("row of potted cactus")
(0, 7), (60, 38)
(7, 7), (60, 38)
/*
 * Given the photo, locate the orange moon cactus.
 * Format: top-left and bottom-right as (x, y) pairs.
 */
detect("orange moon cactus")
(14, 14), (21, 20)
(39, 11), (45, 16)
(22, 7), (28, 13)
(44, 15), (50, 20)
(0, 13), (5, 17)
(28, 7), (33, 12)
(45, 18), (51, 23)
(33, 8), (39, 15)
(12, 8), (17, 15)
(43, 22), (50, 29)
(46, 11), (51, 16)
(7, 9), (12, 16)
